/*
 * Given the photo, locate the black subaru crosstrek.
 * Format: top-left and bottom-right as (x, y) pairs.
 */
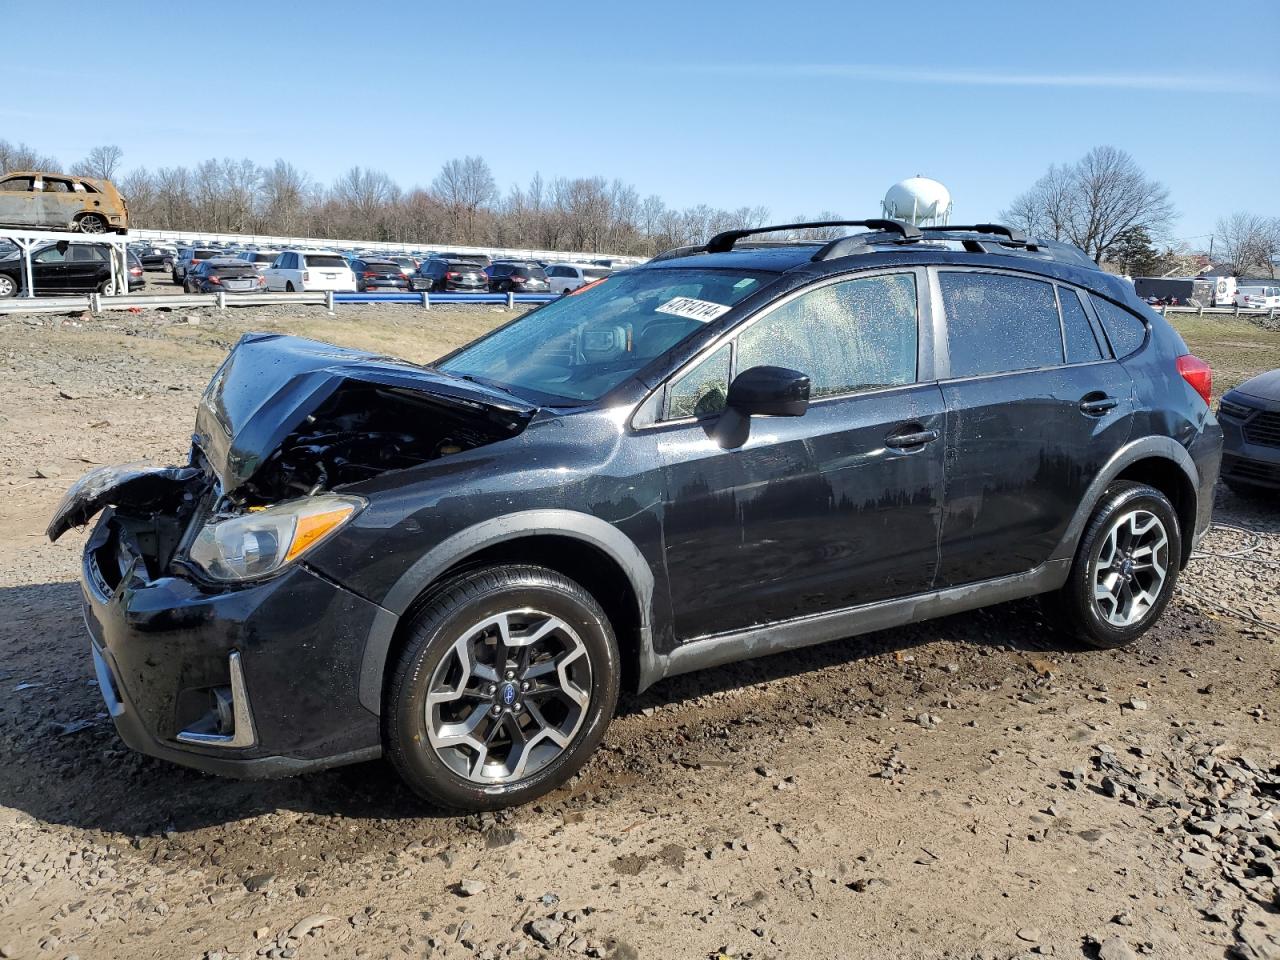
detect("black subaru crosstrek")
(49, 220), (1222, 811)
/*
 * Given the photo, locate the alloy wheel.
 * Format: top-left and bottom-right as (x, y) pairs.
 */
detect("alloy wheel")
(77, 215), (107, 234)
(1091, 508), (1169, 627)
(0, 275), (14, 298)
(426, 609), (591, 784)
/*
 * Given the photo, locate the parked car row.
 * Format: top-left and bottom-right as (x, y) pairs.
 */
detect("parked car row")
(144, 242), (616, 295)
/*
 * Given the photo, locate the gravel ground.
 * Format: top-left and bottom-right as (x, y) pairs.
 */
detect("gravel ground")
(0, 304), (1276, 960)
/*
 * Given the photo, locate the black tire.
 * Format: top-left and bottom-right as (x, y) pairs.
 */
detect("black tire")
(0, 272), (17, 298)
(384, 564), (619, 811)
(285, 281), (296, 292)
(1048, 481), (1182, 649)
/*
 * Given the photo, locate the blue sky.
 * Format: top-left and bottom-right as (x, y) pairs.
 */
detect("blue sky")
(5, 0), (1277, 245)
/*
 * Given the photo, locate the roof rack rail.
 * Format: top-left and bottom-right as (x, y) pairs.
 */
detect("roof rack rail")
(920, 223), (1036, 249)
(705, 219), (921, 254)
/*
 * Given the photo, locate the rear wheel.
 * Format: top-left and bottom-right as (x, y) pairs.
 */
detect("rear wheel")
(76, 214), (108, 234)
(384, 564), (619, 811)
(97, 278), (116, 295)
(285, 281), (296, 292)
(1048, 481), (1181, 649)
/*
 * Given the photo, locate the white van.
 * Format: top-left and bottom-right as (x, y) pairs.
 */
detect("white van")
(545, 263), (611, 295)
(1235, 285), (1280, 310)
(264, 249), (356, 293)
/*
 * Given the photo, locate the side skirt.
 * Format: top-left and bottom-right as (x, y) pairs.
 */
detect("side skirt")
(639, 559), (1071, 689)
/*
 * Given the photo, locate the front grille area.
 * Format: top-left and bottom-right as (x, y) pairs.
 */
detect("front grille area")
(1243, 410), (1280, 449)
(1223, 455), (1280, 486)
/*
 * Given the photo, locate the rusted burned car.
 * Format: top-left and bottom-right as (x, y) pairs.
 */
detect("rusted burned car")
(0, 171), (129, 234)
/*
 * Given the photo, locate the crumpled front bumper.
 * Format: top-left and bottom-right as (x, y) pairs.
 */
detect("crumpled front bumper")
(80, 511), (384, 779)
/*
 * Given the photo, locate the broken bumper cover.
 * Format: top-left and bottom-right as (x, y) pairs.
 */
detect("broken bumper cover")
(80, 512), (384, 779)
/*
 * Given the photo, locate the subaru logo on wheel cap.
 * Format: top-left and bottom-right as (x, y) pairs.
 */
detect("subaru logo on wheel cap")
(500, 682), (517, 706)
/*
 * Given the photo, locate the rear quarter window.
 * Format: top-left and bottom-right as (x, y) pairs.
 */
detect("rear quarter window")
(1091, 296), (1148, 359)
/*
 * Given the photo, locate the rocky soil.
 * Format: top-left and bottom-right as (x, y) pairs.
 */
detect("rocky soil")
(0, 304), (1276, 960)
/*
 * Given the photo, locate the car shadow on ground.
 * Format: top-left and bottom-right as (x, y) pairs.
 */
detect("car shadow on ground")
(0, 576), (1093, 839)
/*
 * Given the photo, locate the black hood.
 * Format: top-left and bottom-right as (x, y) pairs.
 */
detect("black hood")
(195, 333), (537, 494)
(1232, 368), (1280, 403)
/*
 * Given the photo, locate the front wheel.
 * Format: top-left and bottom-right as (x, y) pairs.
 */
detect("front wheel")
(384, 564), (620, 811)
(1048, 481), (1182, 649)
(0, 273), (17, 298)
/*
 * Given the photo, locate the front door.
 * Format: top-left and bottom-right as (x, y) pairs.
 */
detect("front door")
(933, 269), (1134, 585)
(30, 245), (69, 293)
(656, 270), (947, 640)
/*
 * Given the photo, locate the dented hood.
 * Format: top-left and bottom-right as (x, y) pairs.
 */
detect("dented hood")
(196, 333), (537, 494)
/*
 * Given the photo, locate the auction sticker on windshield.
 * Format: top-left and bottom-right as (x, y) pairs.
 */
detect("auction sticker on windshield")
(655, 297), (731, 323)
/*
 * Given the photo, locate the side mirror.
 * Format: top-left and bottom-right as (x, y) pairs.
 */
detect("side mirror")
(727, 365), (810, 417)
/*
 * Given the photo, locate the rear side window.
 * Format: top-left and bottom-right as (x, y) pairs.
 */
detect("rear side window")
(737, 273), (918, 399)
(1058, 286), (1104, 363)
(1091, 296), (1148, 358)
(940, 272), (1062, 378)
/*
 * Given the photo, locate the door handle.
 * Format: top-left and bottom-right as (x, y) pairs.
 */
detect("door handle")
(885, 427), (940, 449)
(1079, 395), (1119, 416)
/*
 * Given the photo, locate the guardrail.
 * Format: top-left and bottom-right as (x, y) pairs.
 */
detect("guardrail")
(0, 290), (558, 317)
(1159, 304), (1278, 318)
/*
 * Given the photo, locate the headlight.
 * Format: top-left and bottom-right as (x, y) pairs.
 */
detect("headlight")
(188, 495), (364, 582)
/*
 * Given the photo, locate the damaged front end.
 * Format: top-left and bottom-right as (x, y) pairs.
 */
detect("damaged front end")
(48, 333), (540, 775)
(48, 332), (538, 579)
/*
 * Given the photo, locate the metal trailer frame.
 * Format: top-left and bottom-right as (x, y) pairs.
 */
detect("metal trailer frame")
(0, 227), (130, 299)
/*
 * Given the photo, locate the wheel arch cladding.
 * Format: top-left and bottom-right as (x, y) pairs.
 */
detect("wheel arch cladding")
(1050, 435), (1198, 570)
(356, 510), (654, 714)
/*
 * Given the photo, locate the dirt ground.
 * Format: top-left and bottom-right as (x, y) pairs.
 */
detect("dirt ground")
(0, 302), (1277, 960)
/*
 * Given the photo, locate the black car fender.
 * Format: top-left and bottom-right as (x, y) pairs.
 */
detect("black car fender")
(355, 509), (656, 715)
(1047, 434), (1201, 567)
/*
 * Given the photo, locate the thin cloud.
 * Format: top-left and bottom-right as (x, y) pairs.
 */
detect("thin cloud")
(671, 63), (1274, 97)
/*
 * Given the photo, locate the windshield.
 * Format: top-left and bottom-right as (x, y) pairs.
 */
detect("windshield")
(438, 268), (774, 402)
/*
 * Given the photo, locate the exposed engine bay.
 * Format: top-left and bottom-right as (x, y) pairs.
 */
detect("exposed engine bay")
(47, 333), (539, 581)
(231, 383), (521, 507)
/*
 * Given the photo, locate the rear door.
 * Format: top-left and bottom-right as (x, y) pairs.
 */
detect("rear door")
(932, 268), (1133, 586)
(63, 244), (109, 291)
(655, 269), (947, 639)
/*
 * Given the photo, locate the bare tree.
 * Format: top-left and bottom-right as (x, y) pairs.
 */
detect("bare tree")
(1215, 212), (1280, 278)
(1002, 146), (1175, 262)
(0, 139), (60, 174)
(431, 156), (498, 243)
(73, 145), (124, 181)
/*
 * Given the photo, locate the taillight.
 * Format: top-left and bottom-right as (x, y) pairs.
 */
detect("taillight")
(510, 275), (526, 283)
(207, 275), (221, 285)
(302, 271), (310, 282)
(257, 276), (265, 287)
(447, 272), (461, 279)
(363, 271), (378, 278)
(1176, 354), (1212, 406)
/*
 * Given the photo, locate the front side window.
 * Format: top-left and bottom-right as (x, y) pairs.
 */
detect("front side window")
(439, 268), (773, 402)
(736, 273), (918, 399)
(666, 343), (731, 419)
(940, 272), (1062, 378)
(34, 246), (65, 264)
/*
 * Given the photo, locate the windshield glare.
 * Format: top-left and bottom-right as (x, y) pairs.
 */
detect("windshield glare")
(438, 268), (773, 402)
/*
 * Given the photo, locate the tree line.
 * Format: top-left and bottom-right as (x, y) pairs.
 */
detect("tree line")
(1, 138), (1274, 274)
(0, 139), (794, 256)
